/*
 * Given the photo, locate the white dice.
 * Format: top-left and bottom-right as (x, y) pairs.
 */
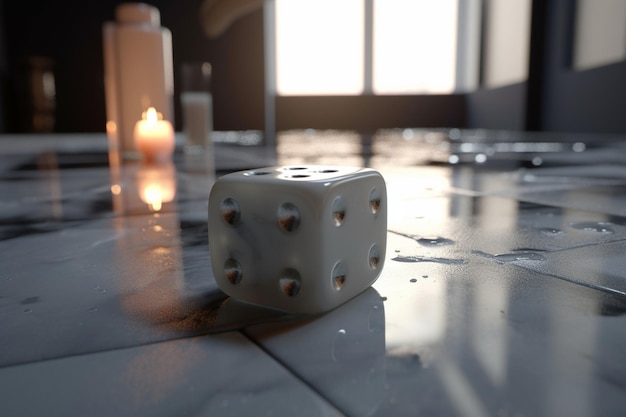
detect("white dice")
(208, 165), (387, 314)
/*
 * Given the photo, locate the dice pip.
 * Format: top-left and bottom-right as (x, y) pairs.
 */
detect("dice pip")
(208, 166), (387, 314)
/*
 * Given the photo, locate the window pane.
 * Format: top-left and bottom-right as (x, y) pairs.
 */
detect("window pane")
(484, 0), (531, 88)
(373, 0), (458, 94)
(275, 0), (364, 95)
(574, 0), (626, 71)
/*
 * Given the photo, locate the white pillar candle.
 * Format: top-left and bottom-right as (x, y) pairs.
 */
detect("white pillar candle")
(133, 107), (175, 163)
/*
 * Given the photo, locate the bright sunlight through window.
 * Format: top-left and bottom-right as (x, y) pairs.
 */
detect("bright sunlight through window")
(275, 0), (364, 95)
(275, 0), (458, 95)
(373, 0), (457, 94)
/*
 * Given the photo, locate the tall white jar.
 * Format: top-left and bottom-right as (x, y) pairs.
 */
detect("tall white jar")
(103, 3), (174, 159)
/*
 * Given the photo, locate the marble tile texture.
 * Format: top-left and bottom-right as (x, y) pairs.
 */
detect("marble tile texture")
(1, 130), (626, 416)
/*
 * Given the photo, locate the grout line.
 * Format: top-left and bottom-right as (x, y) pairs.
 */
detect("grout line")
(240, 328), (349, 417)
(0, 333), (207, 371)
(509, 262), (626, 298)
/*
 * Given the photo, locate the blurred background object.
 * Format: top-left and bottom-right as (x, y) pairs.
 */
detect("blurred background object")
(180, 61), (213, 154)
(0, 0), (624, 136)
(14, 56), (56, 133)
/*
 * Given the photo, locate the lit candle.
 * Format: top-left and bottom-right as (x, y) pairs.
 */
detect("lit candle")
(133, 107), (175, 162)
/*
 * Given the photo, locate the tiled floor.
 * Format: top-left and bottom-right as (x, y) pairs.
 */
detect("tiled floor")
(1, 130), (625, 416)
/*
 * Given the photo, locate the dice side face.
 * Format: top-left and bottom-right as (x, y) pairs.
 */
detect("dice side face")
(208, 166), (328, 313)
(208, 166), (387, 314)
(319, 170), (387, 311)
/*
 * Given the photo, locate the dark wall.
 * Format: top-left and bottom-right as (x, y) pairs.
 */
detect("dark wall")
(276, 95), (466, 132)
(466, 0), (626, 134)
(0, 1), (6, 133)
(539, 0), (626, 134)
(465, 83), (526, 131)
(2, 0), (265, 133)
(541, 61), (626, 134)
(4, 1), (118, 132)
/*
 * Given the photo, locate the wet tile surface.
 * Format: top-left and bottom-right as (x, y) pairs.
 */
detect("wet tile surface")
(0, 161), (292, 367)
(0, 332), (343, 417)
(248, 258), (626, 417)
(1, 130), (626, 416)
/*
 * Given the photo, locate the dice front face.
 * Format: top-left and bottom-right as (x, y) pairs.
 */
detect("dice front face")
(208, 166), (387, 314)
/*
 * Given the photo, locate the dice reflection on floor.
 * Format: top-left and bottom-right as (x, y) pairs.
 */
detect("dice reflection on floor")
(245, 286), (386, 417)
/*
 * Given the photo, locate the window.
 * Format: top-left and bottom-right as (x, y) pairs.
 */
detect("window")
(482, 0), (532, 88)
(275, 0), (460, 95)
(573, 0), (626, 71)
(373, 0), (458, 94)
(275, 0), (364, 95)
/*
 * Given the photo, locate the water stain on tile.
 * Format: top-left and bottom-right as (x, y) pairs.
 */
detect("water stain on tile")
(537, 227), (566, 237)
(389, 230), (455, 248)
(20, 296), (40, 305)
(416, 237), (455, 247)
(473, 250), (546, 263)
(392, 255), (468, 265)
(570, 221), (615, 234)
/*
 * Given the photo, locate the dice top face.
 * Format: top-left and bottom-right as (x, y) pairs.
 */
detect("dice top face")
(208, 165), (387, 314)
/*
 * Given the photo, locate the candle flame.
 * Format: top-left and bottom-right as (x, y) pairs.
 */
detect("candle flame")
(142, 106), (164, 124)
(146, 107), (158, 124)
